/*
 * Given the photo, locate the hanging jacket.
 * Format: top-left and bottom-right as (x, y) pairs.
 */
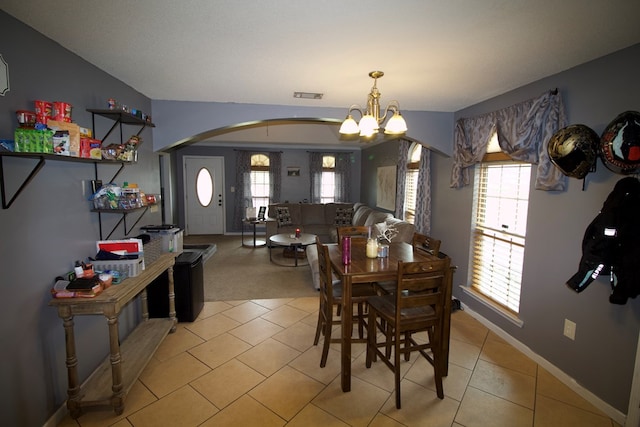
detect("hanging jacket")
(566, 177), (640, 304)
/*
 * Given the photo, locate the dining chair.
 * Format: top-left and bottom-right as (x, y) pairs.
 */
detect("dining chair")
(366, 256), (452, 408)
(374, 232), (443, 296)
(412, 232), (442, 256)
(336, 225), (371, 242)
(313, 236), (377, 367)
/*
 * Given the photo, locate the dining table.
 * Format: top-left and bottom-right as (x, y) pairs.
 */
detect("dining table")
(327, 239), (453, 392)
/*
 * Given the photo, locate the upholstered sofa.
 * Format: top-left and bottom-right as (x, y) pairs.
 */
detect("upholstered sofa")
(265, 202), (415, 290)
(266, 202), (355, 243)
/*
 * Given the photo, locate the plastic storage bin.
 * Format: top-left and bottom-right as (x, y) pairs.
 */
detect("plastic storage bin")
(92, 258), (143, 277)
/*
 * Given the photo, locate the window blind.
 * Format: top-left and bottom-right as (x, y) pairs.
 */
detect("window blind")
(471, 162), (531, 314)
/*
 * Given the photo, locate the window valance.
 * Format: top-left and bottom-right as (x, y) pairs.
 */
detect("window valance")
(450, 90), (568, 191)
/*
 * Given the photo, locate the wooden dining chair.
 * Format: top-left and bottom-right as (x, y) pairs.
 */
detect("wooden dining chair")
(365, 256), (452, 408)
(374, 232), (443, 296)
(412, 232), (442, 256)
(336, 225), (370, 242)
(313, 236), (377, 367)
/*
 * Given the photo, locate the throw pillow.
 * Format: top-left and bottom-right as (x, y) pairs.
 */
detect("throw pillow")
(276, 206), (293, 226)
(334, 207), (354, 226)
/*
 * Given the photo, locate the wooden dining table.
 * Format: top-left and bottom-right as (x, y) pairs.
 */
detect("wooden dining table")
(327, 239), (453, 392)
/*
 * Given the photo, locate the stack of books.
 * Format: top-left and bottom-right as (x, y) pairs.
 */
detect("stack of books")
(51, 277), (103, 298)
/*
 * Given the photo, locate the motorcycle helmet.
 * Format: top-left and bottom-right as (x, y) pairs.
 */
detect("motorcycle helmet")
(600, 111), (640, 174)
(547, 124), (599, 179)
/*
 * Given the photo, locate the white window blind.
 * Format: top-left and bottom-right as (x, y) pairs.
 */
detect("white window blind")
(404, 169), (418, 223)
(403, 143), (422, 224)
(250, 154), (270, 208)
(471, 162), (531, 314)
(320, 155), (336, 203)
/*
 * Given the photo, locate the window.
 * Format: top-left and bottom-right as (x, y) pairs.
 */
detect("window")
(195, 167), (213, 207)
(470, 134), (531, 316)
(320, 155), (335, 204)
(250, 154), (270, 208)
(404, 143), (422, 224)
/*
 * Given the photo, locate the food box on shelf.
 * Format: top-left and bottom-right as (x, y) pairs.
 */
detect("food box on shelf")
(47, 119), (80, 156)
(80, 137), (102, 159)
(13, 128), (54, 153)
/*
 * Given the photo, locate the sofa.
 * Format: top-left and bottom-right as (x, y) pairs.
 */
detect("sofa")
(266, 202), (415, 290)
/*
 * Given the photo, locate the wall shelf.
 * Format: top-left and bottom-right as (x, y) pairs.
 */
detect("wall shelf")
(0, 151), (130, 209)
(87, 109), (155, 143)
(91, 206), (154, 240)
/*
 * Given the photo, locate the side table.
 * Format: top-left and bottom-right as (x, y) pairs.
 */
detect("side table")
(242, 219), (266, 247)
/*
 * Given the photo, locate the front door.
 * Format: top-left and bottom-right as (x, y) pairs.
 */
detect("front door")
(184, 156), (224, 235)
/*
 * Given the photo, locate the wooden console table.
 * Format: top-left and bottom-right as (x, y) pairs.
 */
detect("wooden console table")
(49, 253), (177, 418)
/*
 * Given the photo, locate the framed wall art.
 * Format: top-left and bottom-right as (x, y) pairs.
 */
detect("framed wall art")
(376, 166), (396, 211)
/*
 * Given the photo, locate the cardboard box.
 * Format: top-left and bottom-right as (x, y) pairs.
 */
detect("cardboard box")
(47, 119), (80, 156)
(80, 137), (102, 159)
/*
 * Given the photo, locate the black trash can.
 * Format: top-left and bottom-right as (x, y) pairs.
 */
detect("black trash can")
(147, 249), (204, 322)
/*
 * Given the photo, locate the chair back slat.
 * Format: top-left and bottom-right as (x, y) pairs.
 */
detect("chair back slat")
(394, 257), (450, 320)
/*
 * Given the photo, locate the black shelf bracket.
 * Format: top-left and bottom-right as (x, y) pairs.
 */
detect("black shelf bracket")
(0, 154), (46, 209)
(95, 206), (150, 240)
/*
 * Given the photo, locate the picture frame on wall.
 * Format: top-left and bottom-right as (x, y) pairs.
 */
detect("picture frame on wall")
(287, 167), (300, 176)
(376, 166), (396, 211)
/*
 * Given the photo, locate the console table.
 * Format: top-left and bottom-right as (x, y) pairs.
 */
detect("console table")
(49, 253), (177, 418)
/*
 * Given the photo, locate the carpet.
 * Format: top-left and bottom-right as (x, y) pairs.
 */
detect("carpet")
(184, 235), (319, 301)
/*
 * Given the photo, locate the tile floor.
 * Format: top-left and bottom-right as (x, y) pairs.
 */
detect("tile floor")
(59, 298), (620, 427)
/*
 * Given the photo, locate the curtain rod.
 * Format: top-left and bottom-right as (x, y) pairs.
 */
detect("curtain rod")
(233, 149), (283, 153)
(306, 151), (353, 154)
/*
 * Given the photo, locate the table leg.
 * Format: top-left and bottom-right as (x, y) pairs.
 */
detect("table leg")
(341, 276), (352, 392)
(167, 265), (177, 331)
(59, 306), (82, 419)
(253, 222), (257, 246)
(105, 309), (125, 415)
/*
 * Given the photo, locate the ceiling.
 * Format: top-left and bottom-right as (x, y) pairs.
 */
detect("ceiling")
(3, 1), (640, 147)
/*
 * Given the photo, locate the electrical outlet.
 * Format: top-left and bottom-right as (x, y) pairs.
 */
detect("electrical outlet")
(563, 319), (576, 340)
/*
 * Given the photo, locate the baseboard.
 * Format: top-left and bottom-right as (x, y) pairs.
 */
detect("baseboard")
(460, 303), (626, 425)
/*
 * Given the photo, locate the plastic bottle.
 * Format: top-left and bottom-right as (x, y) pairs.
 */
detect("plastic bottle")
(342, 236), (351, 265)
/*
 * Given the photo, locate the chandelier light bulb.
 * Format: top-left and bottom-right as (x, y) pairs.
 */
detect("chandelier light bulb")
(339, 114), (359, 135)
(384, 111), (408, 134)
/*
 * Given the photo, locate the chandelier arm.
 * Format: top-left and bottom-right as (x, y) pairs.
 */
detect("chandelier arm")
(347, 104), (364, 119)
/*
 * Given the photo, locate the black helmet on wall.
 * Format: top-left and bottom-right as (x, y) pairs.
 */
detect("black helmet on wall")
(600, 111), (640, 174)
(547, 124), (599, 179)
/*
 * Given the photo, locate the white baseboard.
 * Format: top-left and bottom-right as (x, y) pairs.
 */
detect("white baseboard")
(460, 303), (626, 425)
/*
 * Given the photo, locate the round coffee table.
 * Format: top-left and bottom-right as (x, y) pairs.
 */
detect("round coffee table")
(269, 233), (316, 267)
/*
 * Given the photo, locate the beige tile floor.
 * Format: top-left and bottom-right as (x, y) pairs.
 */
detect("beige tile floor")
(59, 298), (621, 427)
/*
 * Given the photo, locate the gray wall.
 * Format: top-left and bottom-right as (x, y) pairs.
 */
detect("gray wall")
(0, 12), (161, 427)
(432, 44), (640, 415)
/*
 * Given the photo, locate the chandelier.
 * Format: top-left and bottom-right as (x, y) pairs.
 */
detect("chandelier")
(339, 71), (408, 140)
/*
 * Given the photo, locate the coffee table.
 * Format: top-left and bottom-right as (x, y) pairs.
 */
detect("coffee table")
(269, 233), (316, 267)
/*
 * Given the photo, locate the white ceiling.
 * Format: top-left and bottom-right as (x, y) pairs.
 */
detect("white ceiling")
(3, 1), (640, 146)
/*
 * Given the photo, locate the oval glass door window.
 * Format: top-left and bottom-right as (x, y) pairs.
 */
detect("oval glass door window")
(196, 167), (213, 207)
